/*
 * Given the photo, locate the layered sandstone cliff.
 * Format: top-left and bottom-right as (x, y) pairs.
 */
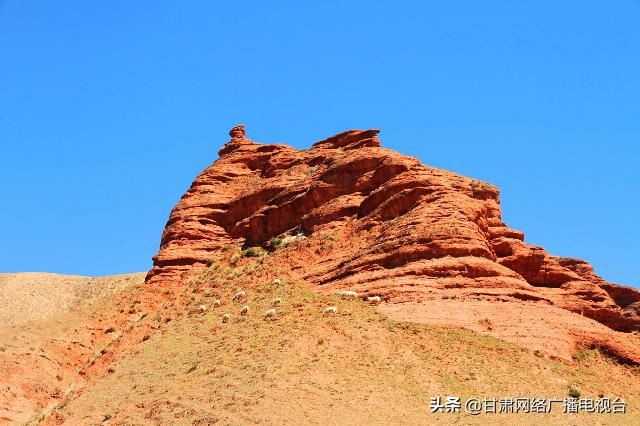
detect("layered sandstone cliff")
(147, 125), (640, 362)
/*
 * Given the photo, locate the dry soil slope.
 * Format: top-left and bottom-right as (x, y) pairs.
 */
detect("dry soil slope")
(0, 272), (146, 424)
(0, 272), (145, 327)
(44, 259), (640, 426)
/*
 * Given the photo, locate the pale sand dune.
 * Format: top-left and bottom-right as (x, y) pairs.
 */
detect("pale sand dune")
(0, 272), (145, 327)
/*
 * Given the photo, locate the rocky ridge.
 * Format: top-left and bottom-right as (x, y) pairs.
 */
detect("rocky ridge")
(147, 125), (640, 362)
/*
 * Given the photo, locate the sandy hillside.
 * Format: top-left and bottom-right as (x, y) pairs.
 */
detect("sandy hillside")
(58, 265), (640, 425)
(2, 257), (637, 425)
(0, 272), (145, 327)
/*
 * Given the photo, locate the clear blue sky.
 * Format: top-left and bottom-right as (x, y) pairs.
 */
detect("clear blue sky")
(0, 1), (638, 286)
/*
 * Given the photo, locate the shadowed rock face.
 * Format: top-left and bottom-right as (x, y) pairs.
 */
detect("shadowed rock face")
(147, 126), (640, 362)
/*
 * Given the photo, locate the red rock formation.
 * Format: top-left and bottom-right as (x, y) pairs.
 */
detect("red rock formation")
(147, 126), (640, 362)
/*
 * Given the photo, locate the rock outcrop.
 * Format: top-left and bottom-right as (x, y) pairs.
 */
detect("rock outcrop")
(147, 126), (640, 362)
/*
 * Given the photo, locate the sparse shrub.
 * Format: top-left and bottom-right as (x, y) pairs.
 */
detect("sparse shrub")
(104, 327), (115, 334)
(575, 350), (591, 361)
(0, 345), (7, 352)
(103, 412), (112, 421)
(268, 236), (283, 250)
(317, 337), (325, 345)
(568, 385), (582, 398)
(56, 374), (63, 381)
(242, 247), (265, 257)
